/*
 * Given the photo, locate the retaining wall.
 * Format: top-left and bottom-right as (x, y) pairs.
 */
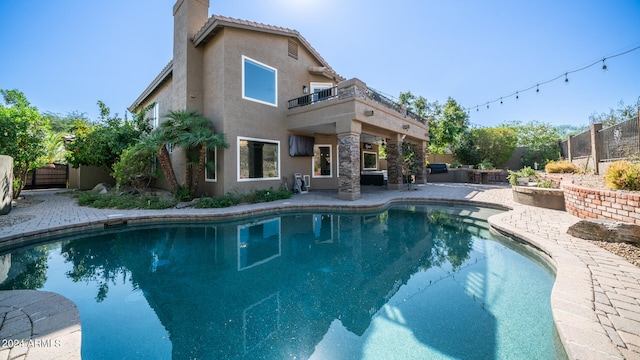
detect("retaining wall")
(562, 181), (640, 225)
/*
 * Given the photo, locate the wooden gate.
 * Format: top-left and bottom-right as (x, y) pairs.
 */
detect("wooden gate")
(24, 163), (68, 189)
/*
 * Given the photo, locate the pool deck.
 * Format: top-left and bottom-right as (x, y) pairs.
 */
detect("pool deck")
(0, 183), (639, 359)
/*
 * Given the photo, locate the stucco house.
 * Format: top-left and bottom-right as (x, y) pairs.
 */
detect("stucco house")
(130, 0), (429, 200)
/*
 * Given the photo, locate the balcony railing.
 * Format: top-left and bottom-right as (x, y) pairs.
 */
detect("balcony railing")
(287, 87), (338, 109)
(288, 85), (426, 125)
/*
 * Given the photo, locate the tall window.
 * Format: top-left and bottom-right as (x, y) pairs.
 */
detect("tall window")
(313, 145), (332, 177)
(149, 102), (159, 128)
(242, 56), (277, 106)
(205, 146), (217, 182)
(238, 137), (280, 181)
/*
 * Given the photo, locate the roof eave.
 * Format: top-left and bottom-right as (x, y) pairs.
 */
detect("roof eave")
(129, 61), (173, 112)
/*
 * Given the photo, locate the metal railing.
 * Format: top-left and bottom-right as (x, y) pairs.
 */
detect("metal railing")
(570, 130), (591, 158)
(287, 87), (338, 109)
(288, 85), (427, 125)
(599, 117), (640, 161)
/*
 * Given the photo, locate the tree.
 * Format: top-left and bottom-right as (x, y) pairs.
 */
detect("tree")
(66, 101), (152, 173)
(453, 126), (517, 168)
(429, 97), (468, 154)
(505, 120), (563, 168)
(44, 111), (89, 134)
(589, 100), (636, 127)
(0, 89), (49, 198)
(145, 110), (228, 197)
(398, 91), (469, 154)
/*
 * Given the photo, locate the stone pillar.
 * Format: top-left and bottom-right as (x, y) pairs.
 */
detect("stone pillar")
(414, 140), (427, 184)
(338, 132), (361, 200)
(590, 123), (603, 175)
(386, 134), (404, 190)
(567, 135), (573, 162)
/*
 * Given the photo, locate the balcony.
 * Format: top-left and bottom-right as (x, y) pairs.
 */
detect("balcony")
(288, 81), (427, 126)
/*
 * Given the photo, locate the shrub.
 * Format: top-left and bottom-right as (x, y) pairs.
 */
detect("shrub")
(545, 160), (577, 174)
(506, 166), (537, 185)
(77, 192), (177, 209)
(604, 160), (640, 190)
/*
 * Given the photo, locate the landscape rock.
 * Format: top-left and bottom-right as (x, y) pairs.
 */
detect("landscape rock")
(567, 219), (640, 244)
(91, 183), (111, 193)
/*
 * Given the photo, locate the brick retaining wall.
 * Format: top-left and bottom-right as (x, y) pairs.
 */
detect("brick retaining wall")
(562, 181), (640, 225)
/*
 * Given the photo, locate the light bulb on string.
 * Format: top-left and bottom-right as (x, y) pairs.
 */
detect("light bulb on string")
(500, 97), (503, 105)
(486, 103), (489, 109)
(516, 91), (519, 100)
(536, 84), (539, 93)
(602, 58), (607, 71)
(564, 73), (569, 83)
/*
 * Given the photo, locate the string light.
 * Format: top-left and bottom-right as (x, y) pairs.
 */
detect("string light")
(466, 44), (640, 112)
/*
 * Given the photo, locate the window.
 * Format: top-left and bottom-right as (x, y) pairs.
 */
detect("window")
(149, 102), (159, 128)
(237, 218), (281, 271)
(238, 137), (280, 181)
(363, 151), (377, 170)
(242, 56), (277, 106)
(313, 145), (332, 177)
(205, 146), (217, 182)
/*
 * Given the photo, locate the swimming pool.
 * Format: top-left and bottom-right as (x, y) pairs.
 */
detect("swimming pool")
(0, 204), (567, 359)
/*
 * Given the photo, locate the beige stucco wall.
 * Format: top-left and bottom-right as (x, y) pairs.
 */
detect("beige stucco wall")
(199, 27), (340, 194)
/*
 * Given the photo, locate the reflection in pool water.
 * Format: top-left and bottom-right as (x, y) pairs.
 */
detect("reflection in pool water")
(0, 204), (567, 359)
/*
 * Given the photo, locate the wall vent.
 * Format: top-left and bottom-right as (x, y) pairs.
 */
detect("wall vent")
(288, 39), (298, 60)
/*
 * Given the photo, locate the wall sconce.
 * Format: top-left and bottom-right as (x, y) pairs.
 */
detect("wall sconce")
(402, 124), (410, 130)
(302, 85), (308, 94)
(364, 110), (374, 116)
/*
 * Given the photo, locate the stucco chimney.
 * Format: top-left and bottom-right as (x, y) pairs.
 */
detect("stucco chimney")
(172, 0), (209, 111)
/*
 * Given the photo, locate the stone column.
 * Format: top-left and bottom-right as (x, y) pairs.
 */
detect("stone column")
(386, 134), (404, 190)
(414, 140), (427, 184)
(338, 132), (361, 200)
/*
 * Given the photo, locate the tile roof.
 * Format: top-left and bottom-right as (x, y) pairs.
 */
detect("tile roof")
(194, 14), (343, 81)
(130, 13), (344, 110)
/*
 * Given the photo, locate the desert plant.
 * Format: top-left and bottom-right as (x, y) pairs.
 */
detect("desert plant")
(507, 166), (537, 185)
(545, 160), (577, 174)
(604, 160), (640, 191)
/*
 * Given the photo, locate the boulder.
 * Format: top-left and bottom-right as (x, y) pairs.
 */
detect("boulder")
(91, 183), (111, 193)
(567, 219), (640, 243)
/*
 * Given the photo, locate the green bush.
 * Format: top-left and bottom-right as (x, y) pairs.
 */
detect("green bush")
(506, 166), (537, 185)
(544, 160), (577, 174)
(112, 144), (159, 191)
(194, 187), (292, 208)
(77, 192), (177, 209)
(453, 126), (517, 168)
(605, 160), (640, 190)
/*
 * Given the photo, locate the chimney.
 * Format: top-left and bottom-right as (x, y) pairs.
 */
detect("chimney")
(172, 0), (209, 111)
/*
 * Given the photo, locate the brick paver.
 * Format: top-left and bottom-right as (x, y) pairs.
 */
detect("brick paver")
(1, 184), (639, 359)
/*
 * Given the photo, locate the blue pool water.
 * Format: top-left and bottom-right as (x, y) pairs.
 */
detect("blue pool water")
(0, 204), (567, 359)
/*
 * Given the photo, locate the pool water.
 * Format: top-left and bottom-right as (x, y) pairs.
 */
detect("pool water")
(0, 204), (567, 359)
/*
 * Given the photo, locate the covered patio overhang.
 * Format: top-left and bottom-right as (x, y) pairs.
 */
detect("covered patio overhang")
(287, 78), (430, 200)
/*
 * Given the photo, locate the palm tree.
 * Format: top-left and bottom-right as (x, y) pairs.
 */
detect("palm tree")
(148, 110), (228, 197)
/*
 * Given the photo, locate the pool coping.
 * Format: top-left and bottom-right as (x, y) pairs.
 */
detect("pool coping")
(1, 185), (638, 359)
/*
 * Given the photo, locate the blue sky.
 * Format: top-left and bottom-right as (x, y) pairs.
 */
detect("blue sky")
(1, 0), (639, 128)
